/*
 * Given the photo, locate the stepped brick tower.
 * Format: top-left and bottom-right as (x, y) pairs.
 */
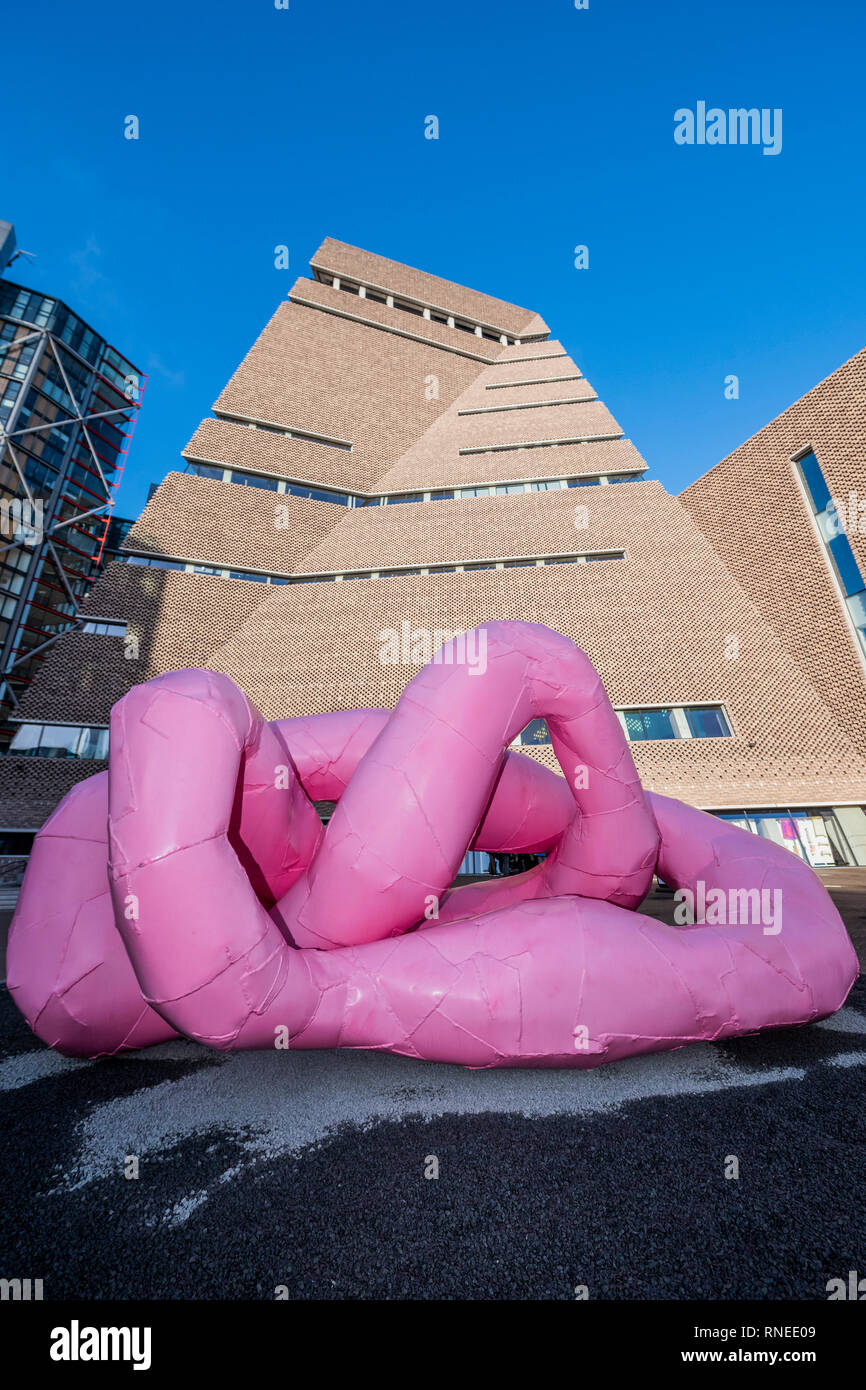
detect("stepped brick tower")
(2, 238), (865, 875)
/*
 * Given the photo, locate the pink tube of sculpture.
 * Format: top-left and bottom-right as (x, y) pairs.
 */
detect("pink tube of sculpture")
(6, 620), (858, 1065)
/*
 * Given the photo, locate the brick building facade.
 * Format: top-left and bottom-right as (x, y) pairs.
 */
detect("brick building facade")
(2, 238), (865, 873)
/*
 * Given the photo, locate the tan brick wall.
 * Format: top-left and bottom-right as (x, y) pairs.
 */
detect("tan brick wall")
(373, 346), (633, 493)
(493, 342), (570, 364)
(463, 375), (593, 405)
(183, 412), (644, 495)
(309, 237), (546, 337)
(211, 296), (487, 493)
(183, 418), (362, 490)
(14, 563), (268, 725)
(183, 308), (643, 500)
(480, 355), (578, 386)
(6, 241), (865, 835)
(296, 479), (652, 574)
(681, 348), (866, 755)
(0, 757), (105, 830)
(289, 279), (508, 362)
(377, 438), (647, 493)
(18, 481), (866, 816)
(207, 485), (866, 810)
(124, 473), (343, 572)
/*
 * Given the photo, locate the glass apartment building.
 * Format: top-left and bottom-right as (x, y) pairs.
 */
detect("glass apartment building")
(0, 273), (143, 740)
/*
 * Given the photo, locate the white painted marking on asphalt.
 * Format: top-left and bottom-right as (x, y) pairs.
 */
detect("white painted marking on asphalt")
(826, 1051), (866, 1069)
(815, 1007), (866, 1035)
(0, 1038), (214, 1091)
(0, 1048), (87, 1090)
(49, 1043), (809, 1223)
(156, 1191), (209, 1228)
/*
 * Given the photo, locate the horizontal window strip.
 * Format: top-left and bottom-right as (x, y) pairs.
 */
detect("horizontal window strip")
(458, 395), (597, 416)
(182, 461), (352, 505)
(79, 618), (127, 637)
(485, 375), (583, 390)
(485, 353), (568, 365)
(313, 270), (534, 345)
(295, 552), (626, 583)
(460, 433), (623, 455)
(124, 554), (287, 584)
(514, 704), (732, 748)
(180, 460), (646, 503)
(5, 722), (110, 760)
(124, 551), (626, 586)
(615, 705), (733, 742)
(453, 475), (642, 496)
(288, 292), (501, 364)
(213, 411), (353, 451)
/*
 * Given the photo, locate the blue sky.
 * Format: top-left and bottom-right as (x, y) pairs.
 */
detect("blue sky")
(3, 0), (865, 517)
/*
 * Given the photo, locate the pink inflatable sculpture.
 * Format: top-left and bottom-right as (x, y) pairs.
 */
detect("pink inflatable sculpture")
(7, 621), (858, 1066)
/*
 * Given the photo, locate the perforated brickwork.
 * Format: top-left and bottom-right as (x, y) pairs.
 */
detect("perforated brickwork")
(212, 295), (486, 492)
(7, 241), (866, 832)
(14, 564), (268, 727)
(198, 485), (866, 810)
(309, 237), (546, 337)
(124, 473), (343, 571)
(681, 348), (866, 756)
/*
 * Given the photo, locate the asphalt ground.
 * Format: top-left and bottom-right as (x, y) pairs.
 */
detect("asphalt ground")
(1, 872), (865, 1301)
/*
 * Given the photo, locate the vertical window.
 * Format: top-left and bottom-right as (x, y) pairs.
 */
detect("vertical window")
(796, 450), (866, 656)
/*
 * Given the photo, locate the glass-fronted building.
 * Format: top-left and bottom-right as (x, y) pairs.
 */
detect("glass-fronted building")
(0, 274), (143, 741)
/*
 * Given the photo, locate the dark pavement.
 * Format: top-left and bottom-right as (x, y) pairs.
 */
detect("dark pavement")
(1, 868), (864, 1300)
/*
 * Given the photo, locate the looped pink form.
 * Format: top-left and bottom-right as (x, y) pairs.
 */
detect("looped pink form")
(7, 621), (858, 1066)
